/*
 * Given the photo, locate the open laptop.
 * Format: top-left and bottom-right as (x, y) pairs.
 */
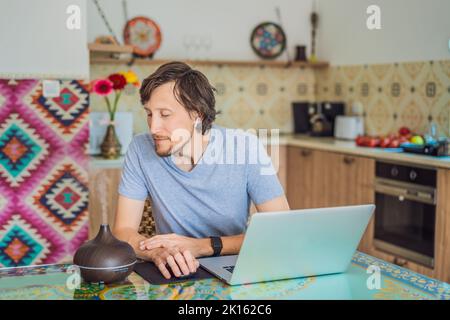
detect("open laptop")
(199, 204), (375, 286)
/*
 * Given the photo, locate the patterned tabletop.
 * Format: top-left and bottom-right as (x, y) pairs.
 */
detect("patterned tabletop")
(0, 252), (448, 300)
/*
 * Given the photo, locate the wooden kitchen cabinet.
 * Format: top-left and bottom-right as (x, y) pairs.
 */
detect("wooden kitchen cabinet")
(434, 168), (450, 283)
(287, 146), (374, 209)
(286, 146), (375, 253)
(249, 144), (287, 214)
(269, 145), (287, 194)
(286, 147), (316, 209)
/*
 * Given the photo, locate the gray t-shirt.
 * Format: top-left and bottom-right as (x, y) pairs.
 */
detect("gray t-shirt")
(118, 125), (284, 238)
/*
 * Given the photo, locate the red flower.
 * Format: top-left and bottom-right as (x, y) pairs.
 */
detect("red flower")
(92, 79), (113, 96)
(108, 73), (127, 90)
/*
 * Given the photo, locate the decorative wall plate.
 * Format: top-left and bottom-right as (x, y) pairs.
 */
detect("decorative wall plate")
(250, 22), (286, 59)
(123, 16), (162, 57)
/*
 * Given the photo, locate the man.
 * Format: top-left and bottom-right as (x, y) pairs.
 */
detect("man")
(114, 61), (290, 279)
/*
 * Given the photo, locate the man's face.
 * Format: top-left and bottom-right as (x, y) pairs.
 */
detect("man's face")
(144, 81), (196, 157)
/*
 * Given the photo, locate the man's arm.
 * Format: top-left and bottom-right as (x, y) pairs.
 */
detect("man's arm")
(113, 195), (148, 259)
(141, 194), (290, 256)
(215, 194), (290, 255)
(114, 195), (199, 278)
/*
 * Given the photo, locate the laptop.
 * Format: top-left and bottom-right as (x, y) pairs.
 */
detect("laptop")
(199, 204), (375, 286)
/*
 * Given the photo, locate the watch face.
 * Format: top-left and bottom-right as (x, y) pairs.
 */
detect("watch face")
(211, 237), (222, 256)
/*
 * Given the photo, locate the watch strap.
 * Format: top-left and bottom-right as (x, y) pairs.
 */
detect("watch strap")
(209, 236), (222, 257)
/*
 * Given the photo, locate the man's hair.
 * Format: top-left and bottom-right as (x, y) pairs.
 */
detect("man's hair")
(140, 61), (218, 134)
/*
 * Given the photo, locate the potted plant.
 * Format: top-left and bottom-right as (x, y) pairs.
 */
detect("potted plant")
(91, 71), (139, 159)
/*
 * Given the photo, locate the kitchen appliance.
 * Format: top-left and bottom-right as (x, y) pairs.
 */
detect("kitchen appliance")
(334, 115), (364, 140)
(292, 102), (310, 133)
(292, 101), (345, 136)
(374, 161), (436, 268)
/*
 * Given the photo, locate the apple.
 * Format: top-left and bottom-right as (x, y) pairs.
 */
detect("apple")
(411, 135), (425, 145)
(399, 127), (411, 136)
(356, 135), (369, 146)
(355, 135), (364, 146)
(398, 136), (409, 145)
(380, 137), (392, 148)
(367, 137), (380, 148)
(388, 139), (400, 148)
(387, 133), (396, 140)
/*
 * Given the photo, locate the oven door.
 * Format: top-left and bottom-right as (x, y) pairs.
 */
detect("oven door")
(374, 179), (436, 268)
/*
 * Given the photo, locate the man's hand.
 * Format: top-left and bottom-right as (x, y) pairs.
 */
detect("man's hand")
(145, 246), (200, 279)
(140, 233), (212, 258)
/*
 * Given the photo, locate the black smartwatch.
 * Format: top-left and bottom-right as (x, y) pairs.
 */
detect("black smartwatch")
(209, 236), (223, 257)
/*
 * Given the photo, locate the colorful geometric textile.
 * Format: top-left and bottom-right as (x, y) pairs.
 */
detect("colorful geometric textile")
(0, 79), (89, 267)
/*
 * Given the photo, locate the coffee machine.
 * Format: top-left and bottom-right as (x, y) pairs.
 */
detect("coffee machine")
(292, 101), (345, 136)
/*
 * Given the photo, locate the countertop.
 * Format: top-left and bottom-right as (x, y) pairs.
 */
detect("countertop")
(262, 134), (450, 170)
(88, 134), (450, 170)
(0, 252), (448, 300)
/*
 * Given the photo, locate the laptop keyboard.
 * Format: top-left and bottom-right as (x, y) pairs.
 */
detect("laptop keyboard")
(223, 265), (234, 273)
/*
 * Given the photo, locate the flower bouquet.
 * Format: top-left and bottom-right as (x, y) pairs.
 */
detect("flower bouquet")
(91, 71), (139, 159)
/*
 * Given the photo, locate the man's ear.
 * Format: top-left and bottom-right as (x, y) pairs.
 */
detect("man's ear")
(186, 111), (195, 121)
(189, 111), (201, 121)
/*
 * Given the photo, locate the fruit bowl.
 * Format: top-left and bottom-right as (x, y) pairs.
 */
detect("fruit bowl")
(401, 141), (449, 157)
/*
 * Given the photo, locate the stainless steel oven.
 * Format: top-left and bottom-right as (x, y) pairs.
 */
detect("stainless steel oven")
(374, 161), (436, 268)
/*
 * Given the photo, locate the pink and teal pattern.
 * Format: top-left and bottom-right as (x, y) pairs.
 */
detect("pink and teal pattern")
(0, 79), (89, 267)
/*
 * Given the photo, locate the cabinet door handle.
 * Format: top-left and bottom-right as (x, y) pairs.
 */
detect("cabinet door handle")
(300, 149), (312, 157)
(393, 257), (407, 267)
(343, 156), (355, 165)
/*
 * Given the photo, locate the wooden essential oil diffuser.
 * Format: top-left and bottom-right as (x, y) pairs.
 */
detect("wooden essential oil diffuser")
(73, 224), (136, 284)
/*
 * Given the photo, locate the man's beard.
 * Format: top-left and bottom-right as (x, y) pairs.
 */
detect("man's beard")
(153, 134), (191, 157)
(154, 139), (172, 157)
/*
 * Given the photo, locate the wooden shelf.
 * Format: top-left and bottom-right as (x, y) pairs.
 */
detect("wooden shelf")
(90, 56), (329, 69)
(88, 43), (133, 54)
(88, 43), (329, 69)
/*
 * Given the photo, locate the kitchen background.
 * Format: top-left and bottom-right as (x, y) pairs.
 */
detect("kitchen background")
(87, 0), (450, 137)
(0, 0), (449, 274)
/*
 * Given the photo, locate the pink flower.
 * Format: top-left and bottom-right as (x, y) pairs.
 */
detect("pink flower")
(92, 79), (113, 96)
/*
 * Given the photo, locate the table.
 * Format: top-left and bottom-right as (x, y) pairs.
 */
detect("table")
(0, 252), (448, 300)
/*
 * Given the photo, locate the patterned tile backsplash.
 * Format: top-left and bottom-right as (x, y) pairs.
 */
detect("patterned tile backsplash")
(91, 60), (450, 137)
(315, 60), (450, 137)
(90, 64), (316, 134)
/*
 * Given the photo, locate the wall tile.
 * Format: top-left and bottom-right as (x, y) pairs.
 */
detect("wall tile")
(316, 60), (450, 137)
(90, 63), (315, 134)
